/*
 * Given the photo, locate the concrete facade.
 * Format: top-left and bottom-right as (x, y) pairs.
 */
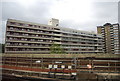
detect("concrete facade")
(97, 23), (120, 54)
(5, 19), (103, 54)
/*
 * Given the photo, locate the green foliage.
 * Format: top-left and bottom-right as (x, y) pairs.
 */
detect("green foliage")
(50, 43), (65, 54)
(0, 43), (5, 53)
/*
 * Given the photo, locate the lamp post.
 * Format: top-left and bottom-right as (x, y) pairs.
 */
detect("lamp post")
(53, 65), (58, 78)
(85, 57), (95, 73)
(35, 59), (43, 69)
(74, 57), (77, 69)
(61, 65), (65, 76)
(35, 60), (41, 77)
(87, 64), (92, 73)
(35, 60), (41, 63)
(48, 64), (52, 77)
(35, 60), (41, 68)
(41, 58), (43, 69)
(68, 65), (72, 79)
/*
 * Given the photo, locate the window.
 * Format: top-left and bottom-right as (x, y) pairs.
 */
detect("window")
(36, 35), (38, 37)
(28, 24), (33, 27)
(7, 32), (10, 35)
(10, 37), (13, 40)
(43, 27), (47, 29)
(19, 43), (22, 45)
(7, 43), (10, 45)
(18, 23), (24, 26)
(21, 28), (25, 30)
(34, 25), (37, 27)
(56, 24), (58, 26)
(10, 27), (13, 30)
(10, 22), (16, 25)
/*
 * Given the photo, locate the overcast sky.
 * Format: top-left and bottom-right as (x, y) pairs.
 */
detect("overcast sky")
(1, 0), (120, 43)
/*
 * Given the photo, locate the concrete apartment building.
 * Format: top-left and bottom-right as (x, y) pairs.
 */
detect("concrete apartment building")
(97, 23), (120, 54)
(5, 18), (103, 54)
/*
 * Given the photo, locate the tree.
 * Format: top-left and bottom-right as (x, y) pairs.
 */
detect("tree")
(50, 43), (65, 54)
(2, 44), (5, 53)
(0, 43), (5, 53)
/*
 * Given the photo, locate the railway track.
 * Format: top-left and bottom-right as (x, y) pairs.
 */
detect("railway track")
(2, 55), (120, 80)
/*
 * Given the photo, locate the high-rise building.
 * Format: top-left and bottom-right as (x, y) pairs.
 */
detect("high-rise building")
(5, 18), (103, 54)
(97, 23), (120, 54)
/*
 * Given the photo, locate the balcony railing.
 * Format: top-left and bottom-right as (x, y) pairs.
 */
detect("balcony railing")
(61, 42), (101, 46)
(62, 39), (97, 43)
(61, 35), (100, 40)
(6, 34), (54, 40)
(7, 23), (61, 33)
(6, 45), (50, 48)
(5, 51), (50, 53)
(53, 38), (61, 40)
(54, 42), (62, 44)
(6, 40), (53, 44)
(7, 29), (63, 38)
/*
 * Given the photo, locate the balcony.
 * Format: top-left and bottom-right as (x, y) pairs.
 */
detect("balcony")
(53, 34), (62, 36)
(7, 29), (54, 36)
(7, 24), (54, 32)
(62, 39), (95, 43)
(94, 50), (99, 52)
(95, 38), (99, 40)
(54, 42), (61, 44)
(62, 42), (98, 46)
(53, 38), (61, 40)
(65, 50), (96, 53)
(62, 35), (100, 41)
(94, 44), (99, 46)
(7, 23), (18, 27)
(5, 51), (50, 53)
(6, 40), (52, 44)
(6, 45), (50, 48)
(6, 34), (53, 40)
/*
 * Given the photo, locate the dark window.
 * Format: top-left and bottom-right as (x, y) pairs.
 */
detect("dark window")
(56, 24), (58, 26)
(10, 22), (16, 25)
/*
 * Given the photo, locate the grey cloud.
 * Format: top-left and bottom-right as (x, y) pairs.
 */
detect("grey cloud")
(2, 1), (53, 23)
(92, 2), (118, 22)
(60, 2), (118, 33)
(1, 1), (54, 43)
(1, 1), (118, 43)
(118, 1), (120, 23)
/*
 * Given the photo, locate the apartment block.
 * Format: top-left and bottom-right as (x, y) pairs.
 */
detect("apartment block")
(5, 18), (103, 54)
(97, 23), (120, 54)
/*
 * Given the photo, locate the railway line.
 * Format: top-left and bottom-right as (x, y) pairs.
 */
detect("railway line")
(2, 54), (120, 80)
